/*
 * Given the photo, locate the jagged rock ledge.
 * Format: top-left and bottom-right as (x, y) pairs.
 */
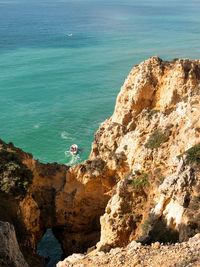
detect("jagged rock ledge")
(57, 234), (200, 267)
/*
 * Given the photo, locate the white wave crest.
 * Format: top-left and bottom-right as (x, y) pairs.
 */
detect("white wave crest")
(34, 124), (40, 129)
(61, 131), (73, 140)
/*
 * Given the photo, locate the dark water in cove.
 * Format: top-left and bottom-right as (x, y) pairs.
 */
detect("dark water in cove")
(37, 229), (62, 267)
(1, 0), (200, 266)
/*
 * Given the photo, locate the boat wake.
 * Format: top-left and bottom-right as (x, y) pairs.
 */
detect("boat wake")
(64, 150), (80, 166)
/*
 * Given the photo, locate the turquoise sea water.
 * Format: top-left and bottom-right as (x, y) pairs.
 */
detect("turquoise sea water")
(1, 0), (200, 165)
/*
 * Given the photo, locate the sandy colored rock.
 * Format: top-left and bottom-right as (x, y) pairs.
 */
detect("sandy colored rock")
(93, 57), (200, 251)
(56, 234), (200, 267)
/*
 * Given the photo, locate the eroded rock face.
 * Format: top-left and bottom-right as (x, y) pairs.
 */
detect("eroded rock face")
(0, 221), (29, 267)
(20, 152), (115, 257)
(0, 139), (115, 262)
(153, 158), (200, 242)
(53, 160), (115, 255)
(111, 57), (200, 124)
(96, 177), (148, 251)
(93, 57), (200, 251)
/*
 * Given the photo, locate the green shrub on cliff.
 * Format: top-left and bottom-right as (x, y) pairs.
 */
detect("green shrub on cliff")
(145, 130), (168, 149)
(0, 146), (33, 197)
(148, 110), (160, 119)
(130, 171), (150, 188)
(177, 143), (200, 166)
(141, 218), (151, 235)
(170, 58), (179, 63)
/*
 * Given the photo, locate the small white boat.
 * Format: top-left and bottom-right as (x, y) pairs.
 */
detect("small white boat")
(67, 33), (72, 37)
(70, 144), (78, 155)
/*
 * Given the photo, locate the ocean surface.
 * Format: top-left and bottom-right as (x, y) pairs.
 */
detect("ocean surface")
(1, 0), (200, 166)
(1, 0), (200, 265)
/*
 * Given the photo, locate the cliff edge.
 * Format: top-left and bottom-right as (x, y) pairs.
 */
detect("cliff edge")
(58, 57), (200, 266)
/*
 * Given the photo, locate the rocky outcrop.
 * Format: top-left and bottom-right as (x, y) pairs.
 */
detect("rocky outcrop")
(0, 139), (115, 263)
(111, 57), (200, 124)
(96, 175), (149, 251)
(0, 221), (29, 267)
(153, 159), (199, 242)
(92, 57), (200, 251)
(52, 160), (115, 255)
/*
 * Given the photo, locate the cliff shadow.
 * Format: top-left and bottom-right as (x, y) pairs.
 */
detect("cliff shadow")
(137, 214), (179, 245)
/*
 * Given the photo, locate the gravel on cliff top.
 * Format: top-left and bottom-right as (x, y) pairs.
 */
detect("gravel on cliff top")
(57, 234), (200, 267)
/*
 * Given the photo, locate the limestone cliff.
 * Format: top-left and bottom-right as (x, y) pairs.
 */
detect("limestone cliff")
(58, 57), (200, 266)
(0, 221), (29, 267)
(1, 57), (200, 267)
(0, 140), (115, 264)
(88, 57), (200, 251)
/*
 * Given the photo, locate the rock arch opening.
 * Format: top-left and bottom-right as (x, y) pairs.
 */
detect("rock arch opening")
(37, 228), (63, 267)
